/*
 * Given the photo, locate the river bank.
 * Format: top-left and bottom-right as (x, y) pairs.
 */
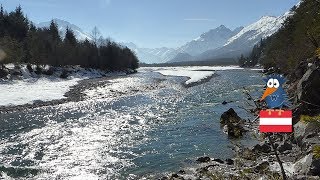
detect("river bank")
(0, 65), (243, 113)
(160, 60), (320, 179)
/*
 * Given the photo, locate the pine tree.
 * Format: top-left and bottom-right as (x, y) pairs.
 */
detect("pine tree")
(49, 20), (60, 41)
(64, 27), (77, 46)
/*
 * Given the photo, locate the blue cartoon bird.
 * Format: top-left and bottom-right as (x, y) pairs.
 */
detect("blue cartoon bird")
(260, 74), (290, 109)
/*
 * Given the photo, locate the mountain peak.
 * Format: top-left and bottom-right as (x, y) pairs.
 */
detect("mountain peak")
(37, 19), (92, 41)
(259, 15), (277, 21)
(217, 24), (227, 29)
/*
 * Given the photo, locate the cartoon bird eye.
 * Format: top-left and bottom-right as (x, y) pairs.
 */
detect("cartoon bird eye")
(267, 79), (274, 88)
(273, 79), (280, 88)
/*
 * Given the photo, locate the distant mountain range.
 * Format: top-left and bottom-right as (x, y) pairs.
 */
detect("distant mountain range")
(38, 11), (292, 64)
(177, 25), (243, 56)
(122, 42), (177, 64)
(127, 12), (291, 64)
(194, 12), (292, 63)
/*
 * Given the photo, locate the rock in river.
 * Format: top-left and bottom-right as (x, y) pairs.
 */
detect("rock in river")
(220, 108), (246, 138)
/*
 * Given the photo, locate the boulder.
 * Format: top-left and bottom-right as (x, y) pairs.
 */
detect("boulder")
(252, 143), (271, 154)
(309, 157), (320, 176)
(253, 161), (269, 173)
(220, 108), (242, 125)
(213, 158), (224, 164)
(196, 156), (210, 163)
(220, 108), (245, 138)
(296, 66), (320, 115)
(294, 121), (320, 149)
(225, 158), (234, 165)
(293, 153), (320, 176)
(277, 141), (292, 153)
(226, 124), (245, 138)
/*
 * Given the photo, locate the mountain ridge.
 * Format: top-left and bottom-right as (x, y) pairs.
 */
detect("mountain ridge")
(37, 18), (92, 41)
(170, 11), (292, 63)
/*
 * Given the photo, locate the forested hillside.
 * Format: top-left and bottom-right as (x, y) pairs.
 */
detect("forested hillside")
(0, 5), (139, 71)
(240, 0), (320, 75)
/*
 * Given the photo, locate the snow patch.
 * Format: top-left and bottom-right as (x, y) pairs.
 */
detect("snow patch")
(84, 77), (143, 100)
(0, 78), (80, 106)
(156, 69), (214, 85)
(143, 66), (242, 85)
(0, 64), (117, 106)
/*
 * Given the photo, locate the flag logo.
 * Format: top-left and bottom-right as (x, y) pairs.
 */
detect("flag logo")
(259, 110), (292, 133)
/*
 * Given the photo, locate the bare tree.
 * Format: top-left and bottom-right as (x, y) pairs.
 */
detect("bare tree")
(98, 36), (105, 47)
(91, 26), (101, 46)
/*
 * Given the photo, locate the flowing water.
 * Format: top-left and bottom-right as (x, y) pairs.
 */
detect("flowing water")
(0, 68), (263, 179)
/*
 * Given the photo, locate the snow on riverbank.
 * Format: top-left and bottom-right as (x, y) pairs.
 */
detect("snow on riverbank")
(156, 69), (215, 85)
(0, 64), (123, 106)
(140, 66), (243, 85)
(0, 78), (80, 106)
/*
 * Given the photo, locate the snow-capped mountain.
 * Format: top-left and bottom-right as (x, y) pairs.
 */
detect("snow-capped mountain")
(177, 25), (243, 56)
(37, 19), (92, 41)
(126, 25), (243, 64)
(123, 42), (178, 64)
(194, 12), (292, 62)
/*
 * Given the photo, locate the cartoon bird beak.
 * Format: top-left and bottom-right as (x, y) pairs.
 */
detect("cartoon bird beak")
(260, 87), (277, 101)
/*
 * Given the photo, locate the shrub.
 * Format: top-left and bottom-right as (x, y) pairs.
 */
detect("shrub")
(313, 145), (320, 159)
(300, 115), (320, 125)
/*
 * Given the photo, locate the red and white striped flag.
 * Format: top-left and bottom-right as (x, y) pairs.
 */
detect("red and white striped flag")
(259, 110), (292, 133)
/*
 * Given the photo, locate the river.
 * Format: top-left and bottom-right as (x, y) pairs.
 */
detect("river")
(0, 68), (263, 179)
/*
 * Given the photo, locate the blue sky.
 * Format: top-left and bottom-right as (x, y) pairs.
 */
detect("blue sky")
(0, 0), (299, 48)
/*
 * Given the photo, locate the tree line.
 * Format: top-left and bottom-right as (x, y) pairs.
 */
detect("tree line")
(0, 5), (139, 71)
(239, 0), (320, 75)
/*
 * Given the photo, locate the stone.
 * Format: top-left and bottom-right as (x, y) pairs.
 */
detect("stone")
(253, 161), (269, 173)
(220, 108), (246, 138)
(229, 124), (246, 138)
(277, 141), (292, 153)
(213, 158), (224, 164)
(309, 157), (320, 176)
(296, 67), (320, 115)
(252, 143), (271, 154)
(196, 156), (210, 163)
(241, 148), (256, 161)
(225, 158), (234, 165)
(294, 154), (313, 175)
(169, 173), (184, 180)
(220, 108), (242, 125)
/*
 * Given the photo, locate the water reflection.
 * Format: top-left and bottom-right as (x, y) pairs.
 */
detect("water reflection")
(0, 69), (262, 179)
